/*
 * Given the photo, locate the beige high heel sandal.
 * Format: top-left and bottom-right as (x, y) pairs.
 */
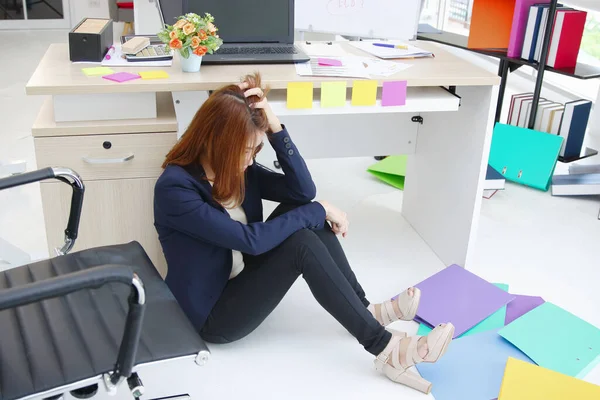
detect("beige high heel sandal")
(374, 323), (455, 393)
(369, 287), (422, 325)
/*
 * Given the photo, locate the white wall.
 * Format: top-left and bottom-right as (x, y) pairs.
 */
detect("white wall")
(133, 0), (163, 35)
(70, 0), (110, 27)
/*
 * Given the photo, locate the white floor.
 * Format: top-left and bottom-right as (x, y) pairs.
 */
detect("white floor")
(1, 30), (600, 399)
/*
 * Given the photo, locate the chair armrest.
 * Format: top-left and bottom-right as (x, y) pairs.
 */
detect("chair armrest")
(0, 167), (84, 255)
(0, 264), (146, 386)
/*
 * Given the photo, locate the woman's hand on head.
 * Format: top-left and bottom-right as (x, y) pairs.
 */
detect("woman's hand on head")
(318, 201), (349, 238)
(238, 82), (283, 134)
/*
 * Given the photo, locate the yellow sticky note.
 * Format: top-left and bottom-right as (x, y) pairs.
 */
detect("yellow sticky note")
(139, 70), (170, 80)
(499, 357), (600, 400)
(351, 80), (378, 106)
(82, 67), (114, 77)
(321, 82), (347, 108)
(287, 82), (313, 109)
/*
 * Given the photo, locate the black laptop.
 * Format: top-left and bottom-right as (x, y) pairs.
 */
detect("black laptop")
(181, 0), (310, 64)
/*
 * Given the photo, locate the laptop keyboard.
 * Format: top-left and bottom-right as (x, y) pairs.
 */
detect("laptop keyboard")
(215, 46), (298, 55)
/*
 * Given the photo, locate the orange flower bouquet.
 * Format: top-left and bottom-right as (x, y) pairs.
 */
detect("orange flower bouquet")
(157, 12), (223, 72)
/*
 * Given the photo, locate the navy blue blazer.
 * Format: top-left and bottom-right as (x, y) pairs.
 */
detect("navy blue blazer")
(153, 127), (326, 331)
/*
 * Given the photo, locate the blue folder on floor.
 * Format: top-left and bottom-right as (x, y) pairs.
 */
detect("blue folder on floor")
(416, 329), (534, 400)
(488, 123), (564, 191)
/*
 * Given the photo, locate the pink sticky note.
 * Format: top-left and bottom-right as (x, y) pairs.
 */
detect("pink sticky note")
(382, 80), (407, 107)
(102, 72), (141, 83)
(318, 58), (343, 66)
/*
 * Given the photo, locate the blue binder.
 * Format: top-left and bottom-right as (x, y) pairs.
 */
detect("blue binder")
(488, 123), (564, 191)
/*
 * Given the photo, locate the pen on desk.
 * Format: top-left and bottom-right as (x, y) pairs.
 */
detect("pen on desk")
(373, 43), (408, 50)
(105, 46), (115, 60)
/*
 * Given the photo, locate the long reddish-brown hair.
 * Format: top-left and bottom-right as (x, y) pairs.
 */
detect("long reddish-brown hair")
(162, 73), (269, 207)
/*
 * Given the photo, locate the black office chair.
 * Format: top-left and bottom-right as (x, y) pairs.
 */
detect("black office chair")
(0, 167), (209, 400)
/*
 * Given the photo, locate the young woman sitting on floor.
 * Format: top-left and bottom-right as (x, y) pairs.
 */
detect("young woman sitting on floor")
(153, 73), (454, 393)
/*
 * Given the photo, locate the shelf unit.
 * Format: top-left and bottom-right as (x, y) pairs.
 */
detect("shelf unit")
(418, 0), (599, 163)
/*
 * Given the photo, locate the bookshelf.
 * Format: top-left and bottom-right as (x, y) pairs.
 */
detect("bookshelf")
(417, 0), (599, 163)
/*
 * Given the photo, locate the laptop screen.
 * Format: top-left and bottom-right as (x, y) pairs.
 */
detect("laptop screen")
(184, 0), (292, 44)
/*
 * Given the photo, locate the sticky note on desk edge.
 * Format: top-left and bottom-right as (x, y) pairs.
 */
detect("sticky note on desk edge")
(382, 80), (407, 106)
(351, 80), (377, 106)
(287, 82), (313, 109)
(318, 57), (343, 66)
(82, 67), (114, 76)
(139, 70), (169, 80)
(320, 81), (346, 108)
(102, 72), (141, 83)
(498, 357), (600, 399)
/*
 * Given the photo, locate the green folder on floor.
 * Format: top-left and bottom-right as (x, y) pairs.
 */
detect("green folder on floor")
(367, 155), (408, 190)
(489, 123), (564, 191)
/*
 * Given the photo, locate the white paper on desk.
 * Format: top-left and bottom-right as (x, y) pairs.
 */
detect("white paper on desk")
(295, 56), (410, 78)
(358, 57), (412, 77)
(348, 40), (433, 59)
(100, 46), (172, 67)
(295, 57), (369, 79)
(298, 42), (348, 57)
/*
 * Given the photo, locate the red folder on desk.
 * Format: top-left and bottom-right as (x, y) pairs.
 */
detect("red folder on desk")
(468, 0), (516, 50)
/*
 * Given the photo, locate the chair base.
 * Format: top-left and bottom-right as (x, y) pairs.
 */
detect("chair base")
(21, 353), (209, 400)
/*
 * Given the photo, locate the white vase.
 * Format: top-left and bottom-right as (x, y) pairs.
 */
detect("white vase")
(180, 52), (203, 73)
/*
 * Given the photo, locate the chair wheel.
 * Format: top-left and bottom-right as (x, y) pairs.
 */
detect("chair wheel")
(70, 384), (98, 399)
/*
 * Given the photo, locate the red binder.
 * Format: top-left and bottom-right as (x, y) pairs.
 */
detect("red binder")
(547, 10), (587, 69)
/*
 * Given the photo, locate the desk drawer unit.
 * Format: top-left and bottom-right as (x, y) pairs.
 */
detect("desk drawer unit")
(40, 177), (168, 277)
(34, 132), (177, 181)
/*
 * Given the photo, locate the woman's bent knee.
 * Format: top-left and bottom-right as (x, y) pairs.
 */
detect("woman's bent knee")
(286, 228), (320, 247)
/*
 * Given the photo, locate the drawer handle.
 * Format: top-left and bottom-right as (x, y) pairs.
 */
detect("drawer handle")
(82, 153), (135, 164)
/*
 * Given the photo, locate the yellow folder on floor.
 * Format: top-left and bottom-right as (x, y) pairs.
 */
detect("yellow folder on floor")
(498, 357), (600, 399)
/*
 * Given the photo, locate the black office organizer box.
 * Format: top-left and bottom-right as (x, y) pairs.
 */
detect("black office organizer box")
(69, 18), (114, 62)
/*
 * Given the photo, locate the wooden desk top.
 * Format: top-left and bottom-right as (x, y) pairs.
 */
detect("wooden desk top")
(26, 41), (499, 96)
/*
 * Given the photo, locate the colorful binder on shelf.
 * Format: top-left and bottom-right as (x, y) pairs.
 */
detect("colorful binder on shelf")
(558, 100), (592, 160)
(507, 0), (551, 58)
(488, 123), (563, 191)
(547, 10), (587, 69)
(468, 0), (516, 50)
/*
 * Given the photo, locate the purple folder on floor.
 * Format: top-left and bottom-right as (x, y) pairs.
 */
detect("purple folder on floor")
(415, 265), (516, 338)
(505, 294), (545, 325)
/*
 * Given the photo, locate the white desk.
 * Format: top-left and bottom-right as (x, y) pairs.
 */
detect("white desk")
(25, 41), (499, 276)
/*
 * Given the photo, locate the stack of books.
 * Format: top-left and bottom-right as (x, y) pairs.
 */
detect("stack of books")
(507, 93), (592, 160)
(467, 0), (587, 70)
(520, 3), (587, 68)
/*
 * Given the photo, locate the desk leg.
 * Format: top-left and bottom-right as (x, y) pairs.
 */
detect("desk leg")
(172, 91), (210, 139)
(402, 85), (496, 269)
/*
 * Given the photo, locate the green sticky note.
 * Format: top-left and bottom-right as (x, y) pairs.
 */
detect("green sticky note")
(287, 82), (313, 109)
(82, 67), (114, 76)
(320, 81), (347, 108)
(417, 283), (509, 337)
(367, 155), (407, 190)
(499, 302), (600, 378)
(351, 80), (378, 106)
